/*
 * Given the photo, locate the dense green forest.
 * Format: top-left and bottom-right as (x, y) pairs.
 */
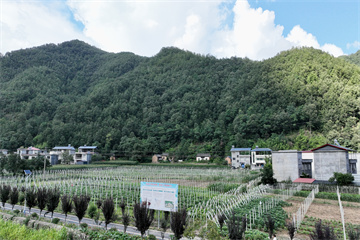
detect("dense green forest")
(1, 40), (360, 160)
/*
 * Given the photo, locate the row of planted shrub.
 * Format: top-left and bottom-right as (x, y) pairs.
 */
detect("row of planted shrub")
(0, 184), (192, 240)
(293, 190), (360, 202)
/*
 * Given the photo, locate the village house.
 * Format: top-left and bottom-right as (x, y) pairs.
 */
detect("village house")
(196, 153), (211, 161)
(16, 146), (49, 160)
(0, 149), (8, 156)
(74, 145), (97, 164)
(50, 144), (76, 165)
(152, 153), (169, 163)
(230, 146), (251, 168)
(272, 142), (360, 184)
(230, 146), (272, 169)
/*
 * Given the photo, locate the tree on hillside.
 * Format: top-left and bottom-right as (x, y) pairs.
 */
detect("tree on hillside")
(5, 154), (26, 175)
(261, 157), (277, 185)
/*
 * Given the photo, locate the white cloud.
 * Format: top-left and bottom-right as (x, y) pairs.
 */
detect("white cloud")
(212, 0), (291, 60)
(286, 25), (343, 57)
(173, 14), (208, 53)
(321, 44), (344, 57)
(347, 41), (360, 49)
(1, 0), (346, 60)
(286, 25), (320, 48)
(0, 1), (91, 55)
(66, 0), (220, 57)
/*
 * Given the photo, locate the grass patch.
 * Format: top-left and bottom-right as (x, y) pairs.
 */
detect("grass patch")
(0, 218), (68, 240)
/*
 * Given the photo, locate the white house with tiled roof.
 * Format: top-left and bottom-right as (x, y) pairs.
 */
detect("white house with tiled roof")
(16, 146), (49, 160)
(50, 144), (75, 165)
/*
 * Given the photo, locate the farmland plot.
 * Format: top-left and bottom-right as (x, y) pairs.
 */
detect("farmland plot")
(0, 167), (261, 214)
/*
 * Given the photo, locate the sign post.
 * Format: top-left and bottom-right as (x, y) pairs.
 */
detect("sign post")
(140, 182), (178, 212)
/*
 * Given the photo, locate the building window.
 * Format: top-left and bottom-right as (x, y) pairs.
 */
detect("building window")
(350, 162), (357, 174)
(301, 161), (312, 178)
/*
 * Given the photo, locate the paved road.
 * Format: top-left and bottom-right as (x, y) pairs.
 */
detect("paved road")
(2, 203), (173, 240)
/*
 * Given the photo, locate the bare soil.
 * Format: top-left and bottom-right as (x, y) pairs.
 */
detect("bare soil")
(274, 197), (360, 240)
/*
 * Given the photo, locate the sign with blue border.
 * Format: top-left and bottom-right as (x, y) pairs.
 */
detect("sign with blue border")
(140, 182), (178, 211)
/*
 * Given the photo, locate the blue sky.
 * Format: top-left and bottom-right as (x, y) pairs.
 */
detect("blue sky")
(1, 0), (359, 60)
(248, 0), (359, 55)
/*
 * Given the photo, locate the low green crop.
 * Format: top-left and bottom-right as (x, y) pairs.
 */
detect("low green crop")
(315, 192), (360, 202)
(244, 229), (268, 240)
(0, 218), (68, 240)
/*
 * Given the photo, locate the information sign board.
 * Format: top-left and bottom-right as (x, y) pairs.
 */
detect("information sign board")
(140, 182), (178, 211)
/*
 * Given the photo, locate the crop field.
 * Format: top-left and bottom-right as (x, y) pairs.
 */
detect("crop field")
(0, 166), (261, 215)
(1, 166), (359, 239)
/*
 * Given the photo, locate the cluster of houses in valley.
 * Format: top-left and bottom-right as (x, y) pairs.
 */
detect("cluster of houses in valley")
(1, 140), (359, 185)
(230, 141), (360, 185)
(0, 145), (97, 165)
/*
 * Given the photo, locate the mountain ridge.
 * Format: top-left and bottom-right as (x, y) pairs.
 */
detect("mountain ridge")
(1, 40), (360, 159)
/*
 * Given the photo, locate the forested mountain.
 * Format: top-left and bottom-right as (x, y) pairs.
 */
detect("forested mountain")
(341, 50), (360, 66)
(1, 40), (360, 159)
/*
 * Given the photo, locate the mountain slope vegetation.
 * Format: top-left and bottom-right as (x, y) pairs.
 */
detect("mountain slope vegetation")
(1, 40), (360, 159)
(341, 50), (360, 66)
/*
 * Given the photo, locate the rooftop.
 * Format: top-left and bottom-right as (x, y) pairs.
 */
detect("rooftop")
(230, 148), (252, 152)
(53, 144), (75, 150)
(293, 178), (316, 184)
(311, 143), (353, 152)
(251, 147), (272, 152)
(79, 146), (97, 149)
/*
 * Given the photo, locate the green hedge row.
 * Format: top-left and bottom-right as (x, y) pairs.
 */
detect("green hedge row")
(293, 190), (360, 202)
